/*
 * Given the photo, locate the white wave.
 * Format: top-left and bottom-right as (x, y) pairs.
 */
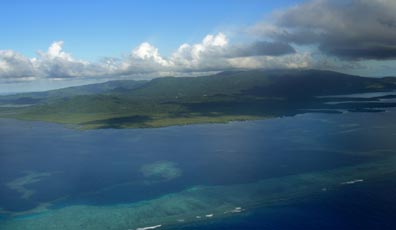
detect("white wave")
(205, 214), (214, 218)
(341, 179), (364, 185)
(224, 207), (244, 214)
(231, 207), (243, 213)
(135, 224), (162, 230)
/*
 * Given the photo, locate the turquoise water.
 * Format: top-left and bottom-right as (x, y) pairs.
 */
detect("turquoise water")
(0, 106), (396, 229)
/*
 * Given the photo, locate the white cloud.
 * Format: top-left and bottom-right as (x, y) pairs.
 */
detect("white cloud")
(46, 41), (73, 60)
(115, 33), (231, 74)
(0, 50), (35, 80)
(4, 1), (396, 84)
(132, 42), (170, 66)
(0, 33), (312, 83)
(170, 33), (230, 70)
(30, 41), (106, 79)
(203, 33), (228, 47)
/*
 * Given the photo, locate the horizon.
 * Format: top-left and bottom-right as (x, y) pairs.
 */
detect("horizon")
(1, 0), (396, 93)
(3, 68), (394, 95)
(2, 2), (396, 228)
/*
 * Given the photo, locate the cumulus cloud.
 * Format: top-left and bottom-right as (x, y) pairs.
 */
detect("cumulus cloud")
(132, 42), (170, 66)
(33, 41), (109, 78)
(0, 50), (35, 80)
(169, 33), (299, 71)
(169, 33), (229, 70)
(45, 41), (73, 60)
(255, 0), (396, 60)
(0, 33), (310, 83)
(0, 41), (113, 82)
(4, 0), (396, 83)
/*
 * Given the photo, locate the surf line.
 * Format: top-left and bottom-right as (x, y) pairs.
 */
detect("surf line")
(133, 224), (162, 230)
(341, 179), (364, 185)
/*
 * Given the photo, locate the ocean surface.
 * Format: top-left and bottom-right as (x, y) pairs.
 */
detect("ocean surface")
(0, 95), (396, 229)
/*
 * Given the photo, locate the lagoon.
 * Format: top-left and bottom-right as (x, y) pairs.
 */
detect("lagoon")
(0, 106), (396, 229)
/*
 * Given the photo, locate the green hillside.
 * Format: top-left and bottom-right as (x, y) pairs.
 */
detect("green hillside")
(0, 79), (147, 105)
(1, 69), (395, 129)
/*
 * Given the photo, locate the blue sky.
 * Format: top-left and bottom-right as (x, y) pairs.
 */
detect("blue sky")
(1, 0), (396, 93)
(0, 0), (301, 60)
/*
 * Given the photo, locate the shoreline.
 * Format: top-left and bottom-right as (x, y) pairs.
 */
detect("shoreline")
(1, 156), (395, 230)
(0, 114), (274, 131)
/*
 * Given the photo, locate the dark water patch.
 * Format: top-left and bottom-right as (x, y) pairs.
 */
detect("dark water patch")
(349, 108), (386, 113)
(80, 115), (152, 128)
(172, 174), (396, 230)
(299, 109), (343, 114)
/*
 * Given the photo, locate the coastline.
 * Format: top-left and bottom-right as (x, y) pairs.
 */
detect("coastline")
(0, 113), (273, 130)
(1, 156), (395, 230)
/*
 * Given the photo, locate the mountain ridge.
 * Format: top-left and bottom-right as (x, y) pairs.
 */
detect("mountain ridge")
(1, 69), (396, 129)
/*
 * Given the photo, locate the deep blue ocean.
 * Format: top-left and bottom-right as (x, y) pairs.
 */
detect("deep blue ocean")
(1, 102), (396, 229)
(173, 176), (396, 230)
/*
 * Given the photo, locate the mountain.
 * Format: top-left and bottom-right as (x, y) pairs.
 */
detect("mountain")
(1, 69), (395, 129)
(0, 79), (147, 105)
(120, 69), (396, 99)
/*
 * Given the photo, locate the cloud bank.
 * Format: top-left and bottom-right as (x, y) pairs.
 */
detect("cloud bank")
(254, 0), (396, 60)
(2, 0), (396, 84)
(0, 32), (308, 83)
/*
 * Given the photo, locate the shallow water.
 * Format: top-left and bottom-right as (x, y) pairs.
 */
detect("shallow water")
(318, 91), (396, 98)
(0, 107), (396, 229)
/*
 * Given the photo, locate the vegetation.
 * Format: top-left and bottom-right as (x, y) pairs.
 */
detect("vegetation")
(1, 69), (396, 129)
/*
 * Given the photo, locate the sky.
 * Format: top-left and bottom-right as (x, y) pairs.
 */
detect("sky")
(1, 0), (396, 93)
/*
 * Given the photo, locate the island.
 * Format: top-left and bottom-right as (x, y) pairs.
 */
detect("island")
(1, 69), (396, 129)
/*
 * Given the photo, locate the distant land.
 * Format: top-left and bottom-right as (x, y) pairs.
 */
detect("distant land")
(0, 69), (396, 129)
